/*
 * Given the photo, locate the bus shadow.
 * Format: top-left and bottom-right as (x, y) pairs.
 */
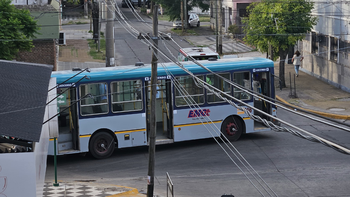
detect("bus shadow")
(46, 133), (272, 164)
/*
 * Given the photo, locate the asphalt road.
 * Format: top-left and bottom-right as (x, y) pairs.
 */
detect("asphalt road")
(48, 3), (350, 197)
(45, 106), (350, 197)
(113, 3), (192, 66)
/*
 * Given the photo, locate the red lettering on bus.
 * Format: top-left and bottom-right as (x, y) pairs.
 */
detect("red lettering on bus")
(188, 109), (210, 118)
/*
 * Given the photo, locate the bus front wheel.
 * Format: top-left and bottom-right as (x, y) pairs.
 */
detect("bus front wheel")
(89, 132), (115, 159)
(221, 116), (243, 141)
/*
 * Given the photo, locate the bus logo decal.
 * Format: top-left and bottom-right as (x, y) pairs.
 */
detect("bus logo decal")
(188, 109), (210, 118)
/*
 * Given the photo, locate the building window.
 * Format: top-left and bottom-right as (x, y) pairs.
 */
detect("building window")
(339, 40), (350, 59)
(311, 32), (318, 54)
(80, 83), (109, 115)
(206, 73), (231, 104)
(111, 80), (143, 113)
(330, 36), (338, 62)
(319, 34), (328, 59)
(175, 75), (204, 106)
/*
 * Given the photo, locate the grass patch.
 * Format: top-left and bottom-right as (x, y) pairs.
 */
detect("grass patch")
(171, 28), (198, 36)
(196, 45), (209, 47)
(158, 14), (171, 21)
(199, 15), (210, 22)
(76, 21), (89, 25)
(88, 36), (106, 60)
(62, 20), (89, 25)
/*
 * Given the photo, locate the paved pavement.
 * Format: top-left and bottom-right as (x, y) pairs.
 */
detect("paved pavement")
(183, 35), (254, 54)
(53, 10), (350, 197)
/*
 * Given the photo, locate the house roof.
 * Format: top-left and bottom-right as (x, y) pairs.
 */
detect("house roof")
(0, 60), (53, 142)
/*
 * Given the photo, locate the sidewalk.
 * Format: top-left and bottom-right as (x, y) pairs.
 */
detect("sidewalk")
(43, 182), (146, 197)
(274, 61), (350, 121)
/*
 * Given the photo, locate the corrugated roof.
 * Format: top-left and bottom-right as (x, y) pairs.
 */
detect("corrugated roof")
(0, 60), (53, 142)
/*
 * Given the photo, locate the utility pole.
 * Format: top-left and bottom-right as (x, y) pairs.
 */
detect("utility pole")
(215, 0), (218, 53)
(147, 3), (158, 197)
(218, 0), (223, 55)
(181, 0), (184, 32)
(184, 0), (187, 29)
(84, 0), (88, 18)
(105, 0), (115, 67)
(98, 0), (101, 52)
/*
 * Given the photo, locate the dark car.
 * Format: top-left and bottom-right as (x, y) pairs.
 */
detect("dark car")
(121, 0), (148, 8)
(121, 0), (128, 8)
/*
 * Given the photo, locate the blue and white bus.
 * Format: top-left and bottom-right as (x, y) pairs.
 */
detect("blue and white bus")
(48, 57), (276, 159)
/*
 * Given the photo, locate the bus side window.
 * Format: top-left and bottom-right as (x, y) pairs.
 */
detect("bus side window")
(175, 75), (204, 106)
(233, 72), (251, 100)
(80, 83), (109, 115)
(206, 73), (231, 103)
(111, 80), (143, 113)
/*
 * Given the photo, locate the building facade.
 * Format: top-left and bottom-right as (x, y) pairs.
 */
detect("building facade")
(299, 0), (350, 93)
(12, 1), (60, 70)
(210, 0), (259, 34)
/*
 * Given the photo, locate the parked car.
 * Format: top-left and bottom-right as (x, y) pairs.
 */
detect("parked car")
(188, 13), (200, 27)
(121, 0), (148, 8)
(172, 13), (200, 28)
(121, 0), (128, 8)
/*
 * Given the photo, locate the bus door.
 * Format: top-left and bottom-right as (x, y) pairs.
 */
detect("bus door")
(56, 87), (80, 152)
(252, 72), (271, 128)
(146, 79), (173, 144)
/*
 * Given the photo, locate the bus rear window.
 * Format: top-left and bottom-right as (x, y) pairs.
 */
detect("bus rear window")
(192, 55), (218, 61)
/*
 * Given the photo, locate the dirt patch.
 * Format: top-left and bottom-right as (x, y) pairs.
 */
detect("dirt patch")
(59, 39), (104, 63)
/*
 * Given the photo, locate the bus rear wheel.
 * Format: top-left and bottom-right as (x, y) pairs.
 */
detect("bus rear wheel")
(89, 132), (115, 159)
(221, 116), (243, 141)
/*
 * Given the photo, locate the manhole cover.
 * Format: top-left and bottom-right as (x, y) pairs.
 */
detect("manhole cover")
(328, 108), (345, 111)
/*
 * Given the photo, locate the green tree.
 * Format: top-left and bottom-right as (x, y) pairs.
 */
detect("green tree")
(243, 0), (317, 87)
(154, 0), (209, 22)
(0, 0), (39, 60)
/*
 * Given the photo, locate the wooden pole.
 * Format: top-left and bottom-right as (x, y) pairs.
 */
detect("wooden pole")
(147, 3), (158, 197)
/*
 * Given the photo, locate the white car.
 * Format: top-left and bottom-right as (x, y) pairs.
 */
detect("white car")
(188, 13), (200, 27)
(172, 13), (200, 28)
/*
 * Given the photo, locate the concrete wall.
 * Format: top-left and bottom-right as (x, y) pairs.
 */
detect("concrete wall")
(299, 0), (350, 93)
(301, 40), (350, 93)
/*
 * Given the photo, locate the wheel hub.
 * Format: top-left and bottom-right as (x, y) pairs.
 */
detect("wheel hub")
(97, 139), (108, 153)
(226, 122), (238, 136)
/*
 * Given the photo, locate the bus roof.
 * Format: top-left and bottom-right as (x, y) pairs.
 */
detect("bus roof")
(52, 57), (274, 84)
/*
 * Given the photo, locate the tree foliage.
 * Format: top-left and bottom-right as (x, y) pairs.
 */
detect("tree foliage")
(0, 0), (39, 60)
(154, 0), (209, 21)
(243, 0), (317, 86)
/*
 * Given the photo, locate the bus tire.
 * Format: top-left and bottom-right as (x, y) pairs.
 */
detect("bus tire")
(89, 132), (115, 159)
(221, 116), (243, 141)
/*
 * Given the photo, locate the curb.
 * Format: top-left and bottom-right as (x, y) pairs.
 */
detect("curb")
(108, 185), (145, 197)
(276, 95), (350, 120)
